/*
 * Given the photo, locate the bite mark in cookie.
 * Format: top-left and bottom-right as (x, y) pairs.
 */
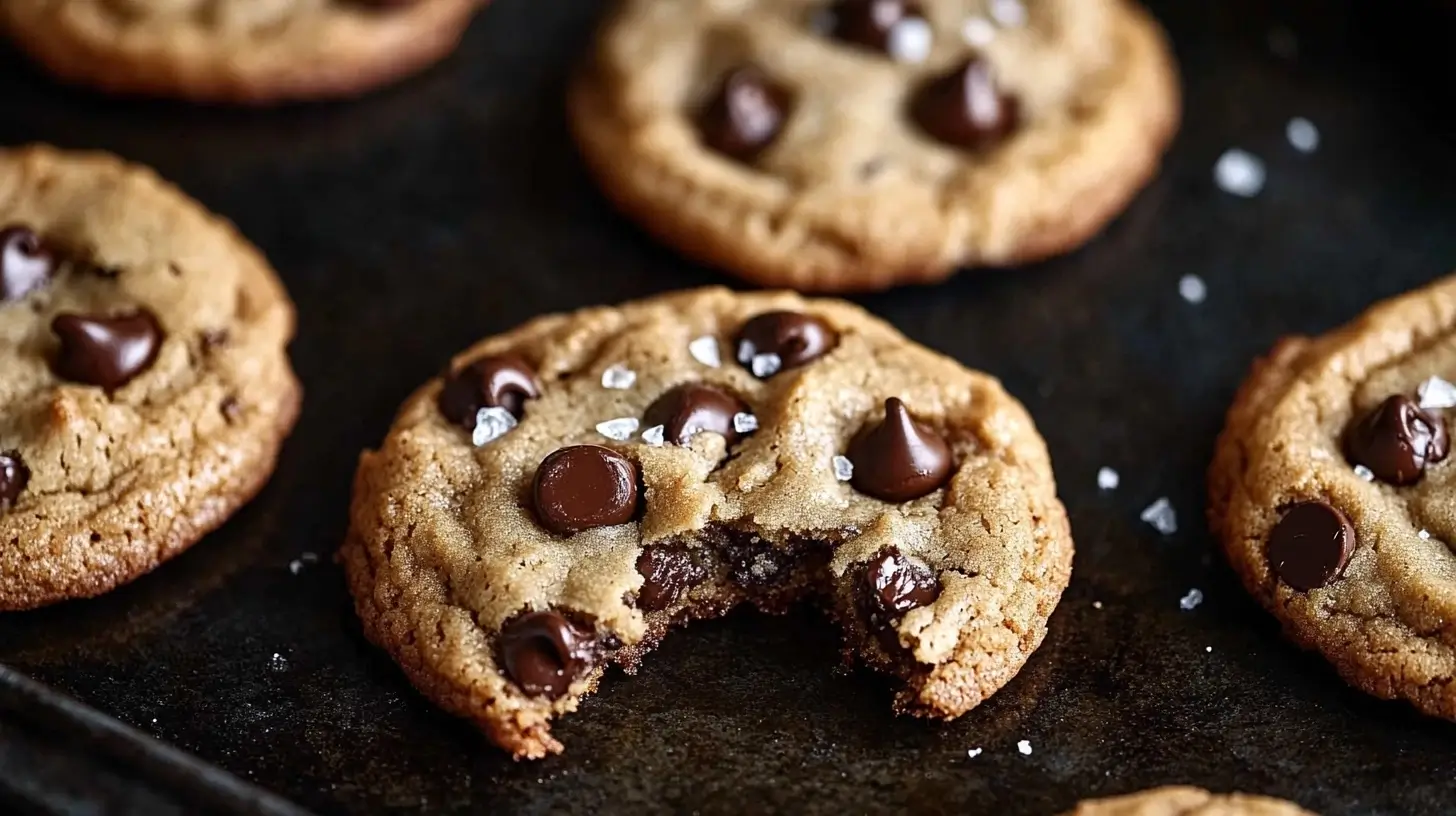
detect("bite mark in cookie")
(343, 288), (1072, 759)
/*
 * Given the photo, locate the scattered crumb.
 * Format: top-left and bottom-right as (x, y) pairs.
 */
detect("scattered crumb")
(1097, 467), (1119, 491)
(1214, 148), (1266, 198)
(1140, 497), (1178, 535)
(1017, 740), (1032, 756)
(1286, 117), (1319, 153)
(1180, 588), (1204, 611)
(1179, 274), (1207, 305)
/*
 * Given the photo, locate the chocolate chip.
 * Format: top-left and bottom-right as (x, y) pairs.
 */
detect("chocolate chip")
(498, 610), (597, 699)
(846, 398), (953, 501)
(643, 383), (751, 447)
(1345, 395), (1449, 486)
(1, 225), (55, 301)
(533, 445), (641, 536)
(1267, 501), (1355, 591)
(635, 545), (709, 611)
(220, 395), (242, 424)
(827, 0), (929, 55)
(438, 354), (541, 430)
(51, 310), (164, 390)
(698, 66), (793, 161)
(734, 311), (838, 376)
(911, 58), (1019, 150)
(0, 451), (29, 511)
(863, 548), (941, 616)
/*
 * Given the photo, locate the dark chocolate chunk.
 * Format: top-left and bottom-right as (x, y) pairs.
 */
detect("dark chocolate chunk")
(498, 611), (597, 699)
(1, 225), (55, 301)
(1267, 501), (1356, 591)
(438, 354), (541, 430)
(698, 66), (793, 161)
(826, 0), (929, 57)
(1345, 395), (1449, 486)
(846, 397), (953, 501)
(734, 311), (838, 377)
(51, 310), (163, 390)
(643, 383), (751, 447)
(911, 58), (1019, 150)
(532, 445), (641, 536)
(635, 545), (709, 611)
(863, 548), (942, 615)
(0, 451), (29, 511)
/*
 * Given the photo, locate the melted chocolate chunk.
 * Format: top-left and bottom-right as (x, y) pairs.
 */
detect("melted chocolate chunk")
(635, 545), (710, 611)
(51, 310), (163, 390)
(911, 58), (1019, 150)
(1267, 501), (1355, 592)
(498, 611), (597, 698)
(643, 383), (751, 447)
(863, 548), (941, 616)
(532, 445), (641, 536)
(698, 66), (793, 161)
(827, 0), (930, 56)
(846, 398), (953, 502)
(0, 451), (29, 511)
(734, 311), (838, 376)
(0, 225), (55, 301)
(1345, 395), (1449, 486)
(438, 354), (541, 430)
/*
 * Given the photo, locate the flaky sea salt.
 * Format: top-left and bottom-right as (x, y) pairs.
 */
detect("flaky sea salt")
(1179, 274), (1207, 304)
(1092, 601), (1104, 610)
(990, 0), (1028, 27)
(472, 407), (517, 447)
(967, 748), (983, 758)
(596, 417), (639, 441)
(289, 560), (303, 575)
(962, 16), (996, 47)
(1286, 117), (1320, 153)
(1016, 740), (1032, 756)
(1353, 464), (1375, 482)
(1140, 497), (1177, 535)
(1180, 588), (1204, 611)
(1420, 529), (1432, 540)
(601, 364), (636, 390)
(642, 425), (666, 447)
(1214, 148), (1266, 198)
(1097, 467), (1120, 491)
(689, 336), (722, 368)
(1418, 376), (1456, 410)
(733, 412), (759, 434)
(887, 17), (933, 64)
(833, 455), (855, 482)
(751, 353), (783, 378)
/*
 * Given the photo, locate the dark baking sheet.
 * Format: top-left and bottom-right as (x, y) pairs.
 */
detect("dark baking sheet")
(3, 0), (1456, 813)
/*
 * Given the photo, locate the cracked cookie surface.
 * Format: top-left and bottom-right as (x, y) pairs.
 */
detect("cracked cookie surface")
(568, 0), (1180, 292)
(1065, 787), (1315, 816)
(342, 287), (1072, 758)
(1210, 272), (1456, 721)
(0, 0), (487, 104)
(0, 145), (300, 611)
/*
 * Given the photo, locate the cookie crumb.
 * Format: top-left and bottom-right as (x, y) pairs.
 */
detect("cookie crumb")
(688, 336), (721, 368)
(596, 417), (640, 441)
(961, 16), (996, 47)
(269, 653), (288, 672)
(1179, 588), (1204, 611)
(1092, 600), (1103, 610)
(641, 425), (666, 447)
(967, 747), (983, 758)
(990, 0), (1027, 28)
(888, 17), (933, 64)
(472, 407), (518, 447)
(1178, 274), (1207, 304)
(833, 455), (855, 482)
(751, 353), (783, 378)
(1417, 376), (1456, 410)
(1097, 467), (1119, 491)
(733, 412), (759, 434)
(1419, 529), (1432, 540)
(1016, 739), (1032, 756)
(1353, 464), (1375, 482)
(601, 364), (637, 390)
(1286, 117), (1319, 153)
(1140, 497), (1177, 535)
(1214, 149), (1266, 198)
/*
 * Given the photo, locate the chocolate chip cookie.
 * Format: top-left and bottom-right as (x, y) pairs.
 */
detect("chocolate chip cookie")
(1065, 787), (1315, 816)
(0, 0), (487, 104)
(342, 287), (1072, 758)
(1209, 272), (1456, 722)
(0, 145), (300, 611)
(568, 0), (1180, 292)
